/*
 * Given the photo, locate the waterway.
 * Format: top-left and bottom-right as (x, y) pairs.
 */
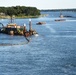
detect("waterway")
(0, 11), (76, 75)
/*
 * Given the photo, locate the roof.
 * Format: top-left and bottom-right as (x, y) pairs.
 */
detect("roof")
(7, 23), (17, 26)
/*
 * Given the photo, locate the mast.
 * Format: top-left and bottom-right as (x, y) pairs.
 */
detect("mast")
(60, 11), (63, 18)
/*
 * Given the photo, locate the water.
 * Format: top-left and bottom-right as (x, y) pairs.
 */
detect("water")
(0, 11), (76, 75)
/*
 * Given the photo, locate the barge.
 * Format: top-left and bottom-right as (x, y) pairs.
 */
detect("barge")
(0, 19), (38, 37)
(55, 19), (66, 22)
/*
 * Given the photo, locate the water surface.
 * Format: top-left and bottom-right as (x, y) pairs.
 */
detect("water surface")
(0, 11), (76, 75)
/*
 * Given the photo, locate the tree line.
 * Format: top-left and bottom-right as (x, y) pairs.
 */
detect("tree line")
(41, 9), (76, 12)
(0, 6), (40, 16)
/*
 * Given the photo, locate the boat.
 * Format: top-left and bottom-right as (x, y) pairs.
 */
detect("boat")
(63, 15), (73, 18)
(36, 22), (46, 25)
(55, 19), (66, 22)
(59, 11), (64, 18)
(60, 14), (64, 18)
(0, 19), (38, 37)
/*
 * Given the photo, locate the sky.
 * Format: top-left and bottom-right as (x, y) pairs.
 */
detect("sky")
(0, 0), (76, 9)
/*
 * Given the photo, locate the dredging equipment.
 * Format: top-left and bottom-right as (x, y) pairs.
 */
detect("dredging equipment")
(0, 19), (38, 37)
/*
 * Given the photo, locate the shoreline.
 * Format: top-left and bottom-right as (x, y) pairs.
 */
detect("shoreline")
(0, 16), (39, 19)
(0, 14), (47, 19)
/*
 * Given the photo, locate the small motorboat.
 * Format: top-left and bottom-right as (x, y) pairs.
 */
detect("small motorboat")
(36, 22), (46, 25)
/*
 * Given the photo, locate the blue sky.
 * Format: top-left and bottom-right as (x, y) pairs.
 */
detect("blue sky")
(0, 0), (76, 9)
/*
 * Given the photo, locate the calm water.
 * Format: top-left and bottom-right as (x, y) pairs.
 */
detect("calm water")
(0, 11), (76, 75)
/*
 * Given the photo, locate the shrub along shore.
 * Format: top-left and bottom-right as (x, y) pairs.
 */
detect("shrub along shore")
(0, 6), (41, 19)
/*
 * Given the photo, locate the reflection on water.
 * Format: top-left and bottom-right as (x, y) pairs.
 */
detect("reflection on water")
(0, 11), (76, 75)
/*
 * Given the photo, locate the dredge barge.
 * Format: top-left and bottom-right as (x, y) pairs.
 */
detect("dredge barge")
(0, 19), (38, 37)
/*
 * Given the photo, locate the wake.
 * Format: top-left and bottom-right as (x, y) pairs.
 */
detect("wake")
(45, 25), (56, 33)
(66, 20), (76, 22)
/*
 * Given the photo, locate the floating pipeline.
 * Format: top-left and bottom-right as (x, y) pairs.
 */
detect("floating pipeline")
(0, 35), (31, 46)
(0, 42), (28, 46)
(0, 33), (39, 46)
